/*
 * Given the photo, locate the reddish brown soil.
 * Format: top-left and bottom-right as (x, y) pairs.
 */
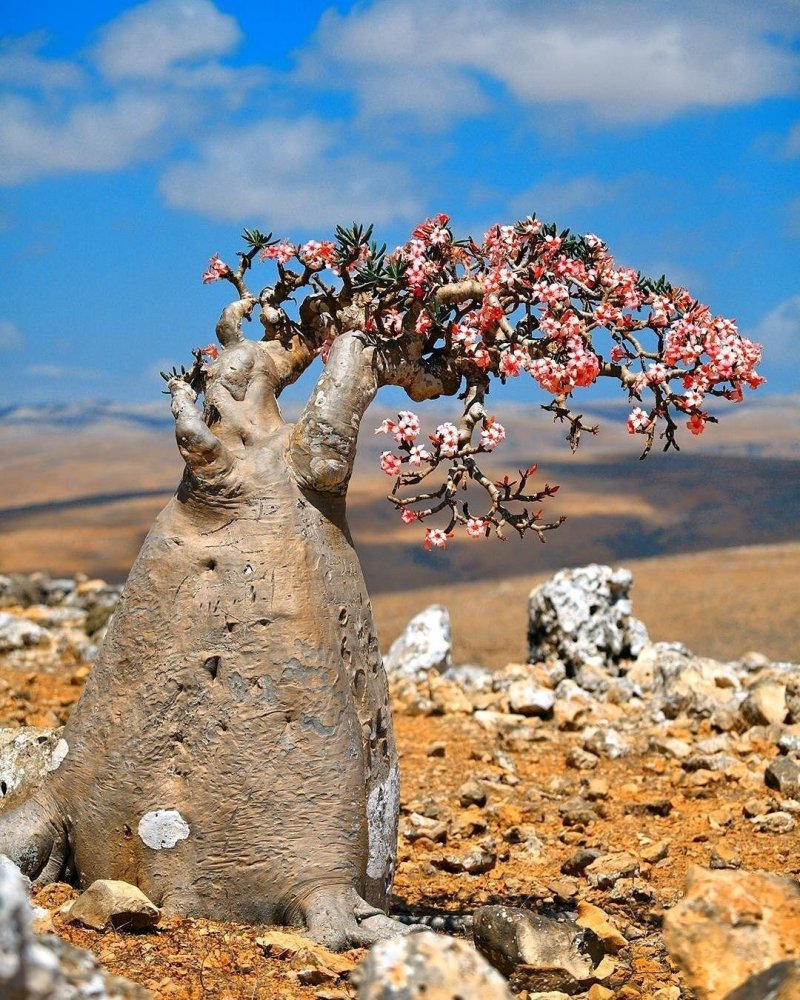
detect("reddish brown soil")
(3, 646), (796, 999)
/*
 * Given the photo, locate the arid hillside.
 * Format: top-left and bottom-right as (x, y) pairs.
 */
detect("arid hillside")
(1, 395), (797, 662)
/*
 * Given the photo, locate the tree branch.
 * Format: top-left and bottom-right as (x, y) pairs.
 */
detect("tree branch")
(169, 379), (234, 483)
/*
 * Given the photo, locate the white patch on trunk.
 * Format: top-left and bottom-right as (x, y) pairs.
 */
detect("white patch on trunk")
(138, 809), (190, 850)
(47, 739), (69, 771)
(366, 765), (399, 881)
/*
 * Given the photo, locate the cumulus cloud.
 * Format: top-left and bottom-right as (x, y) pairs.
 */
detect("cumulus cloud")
(0, 321), (24, 350)
(297, 0), (800, 126)
(0, 92), (178, 185)
(0, 2), (261, 186)
(0, 33), (84, 90)
(92, 0), (241, 82)
(159, 117), (423, 228)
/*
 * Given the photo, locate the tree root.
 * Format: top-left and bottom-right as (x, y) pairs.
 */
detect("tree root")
(301, 886), (425, 951)
(0, 792), (69, 885)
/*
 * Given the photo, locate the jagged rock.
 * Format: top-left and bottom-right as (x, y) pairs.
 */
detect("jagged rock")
(507, 680), (555, 717)
(750, 811), (796, 834)
(427, 673), (472, 715)
(383, 605), (452, 680)
(581, 726), (630, 759)
(585, 852), (639, 889)
(663, 866), (800, 1000)
(0, 728), (66, 809)
(764, 752), (800, 798)
(352, 930), (512, 998)
(641, 643), (743, 719)
(0, 613), (49, 653)
(565, 747), (599, 771)
(527, 565), (648, 675)
(575, 901), (627, 954)
(724, 960), (800, 999)
(433, 850), (496, 875)
(458, 778), (487, 808)
(0, 857), (150, 998)
(740, 684), (788, 728)
(67, 880), (160, 931)
(473, 905), (602, 995)
(257, 930), (355, 985)
(442, 663), (494, 693)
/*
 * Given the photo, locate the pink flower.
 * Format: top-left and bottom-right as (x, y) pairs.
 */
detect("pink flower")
(433, 422), (459, 457)
(408, 444), (431, 466)
(466, 518), (488, 538)
(626, 407), (652, 434)
(499, 348), (528, 378)
(424, 527), (452, 551)
(201, 254), (230, 284)
(299, 240), (337, 270)
(396, 410), (421, 442)
(415, 311), (433, 337)
(380, 451), (402, 475)
(471, 347), (492, 369)
(375, 418), (399, 437)
(687, 412), (707, 436)
(400, 509), (418, 524)
(609, 345), (627, 363)
(480, 417), (505, 450)
(260, 241), (296, 265)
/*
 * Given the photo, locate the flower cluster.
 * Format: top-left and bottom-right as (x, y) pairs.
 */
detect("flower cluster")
(198, 213), (765, 548)
(201, 255), (230, 284)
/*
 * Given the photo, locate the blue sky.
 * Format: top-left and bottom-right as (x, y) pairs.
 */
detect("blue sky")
(1, 0), (798, 406)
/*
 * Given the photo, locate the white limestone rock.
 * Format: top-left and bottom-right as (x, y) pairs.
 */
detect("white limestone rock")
(528, 565), (648, 675)
(383, 605), (452, 681)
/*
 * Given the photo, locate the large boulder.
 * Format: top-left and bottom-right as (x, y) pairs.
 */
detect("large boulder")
(527, 565), (648, 676)
(0, 856), (150, 999)
(383, 605), (452, 681)
(352, 930), (512, 998)
(663, 866), (800, 1000)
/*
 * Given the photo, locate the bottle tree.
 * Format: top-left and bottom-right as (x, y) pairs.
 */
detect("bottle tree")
(0, 215), (763, 948)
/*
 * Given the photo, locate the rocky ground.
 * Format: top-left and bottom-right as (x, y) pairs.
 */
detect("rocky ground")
(1, 567), (799, 999)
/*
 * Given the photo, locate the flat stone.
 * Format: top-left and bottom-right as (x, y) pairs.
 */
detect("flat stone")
(67, 880), (160, 931)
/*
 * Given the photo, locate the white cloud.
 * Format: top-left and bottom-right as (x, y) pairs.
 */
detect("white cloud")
(159, 116), (424, 228)
(752, 295), (800, 365)
(298, 0), (800, 126)
(0, 321), (24, 350)
(92, 0), (241, 82)
(0, 92), (175, 185)
(25, 364), (103, 379)
(0, 2), (261, 186)
(0, 33), (84, 90)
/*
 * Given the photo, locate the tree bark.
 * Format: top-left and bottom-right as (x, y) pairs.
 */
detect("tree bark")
(0, 337), (402, 949)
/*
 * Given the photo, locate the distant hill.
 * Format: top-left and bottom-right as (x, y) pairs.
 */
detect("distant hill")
(0, 394), (797, 600)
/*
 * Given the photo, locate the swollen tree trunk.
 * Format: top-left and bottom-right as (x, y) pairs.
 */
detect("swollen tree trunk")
(0, 331), (409, 949)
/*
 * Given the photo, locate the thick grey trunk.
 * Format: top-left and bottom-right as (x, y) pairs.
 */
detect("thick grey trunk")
(0, 338), (401, 948)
